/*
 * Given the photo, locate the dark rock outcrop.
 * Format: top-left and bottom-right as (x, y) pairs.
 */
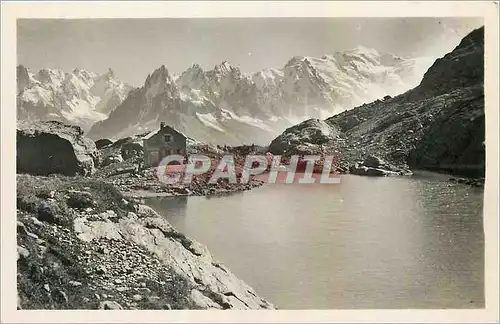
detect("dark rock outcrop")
(95, 138), (113, 150)
(349, 154), (411, 177)
(17, 121), (99, 176)
(322, 27), (485, 178)
(407, 93), (484, 177)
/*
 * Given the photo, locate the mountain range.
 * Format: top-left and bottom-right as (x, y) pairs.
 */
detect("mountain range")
(17, 66), (133, 131)
(270, 26), (485, 178)
(17, 47), (435, 145)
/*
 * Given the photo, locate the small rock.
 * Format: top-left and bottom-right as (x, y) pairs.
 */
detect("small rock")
(96, 265), (107, 274)
(116, 287), (129, 292)
(17, 221), (29, 236)
(132, 294), (143, 301)
(97, 246), (109, 254)
(52, 289), (69, 304)
(147, 296), (160, 302)
(37, 201), (56, 224)
(17, 246), (30, 260)
(43, 284), (50, 292)
(69, 281), (82, 287)
(30, 217), (45, 227)
(94, 293), (101, 300)
(114, 279), (122, 284)
(99, 301), (123, 310)
(27, 232), (39, 240)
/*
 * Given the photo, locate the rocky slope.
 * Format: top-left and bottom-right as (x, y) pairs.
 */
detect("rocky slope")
(87, 49), (433, 145)
(17, 121), (99, 176)
(268, 118), (341, 155)
(270, 27), (485, 178)
(17, 174), (274, 310)
(90, 135), (265, 198)
(17, 66), (133, 131)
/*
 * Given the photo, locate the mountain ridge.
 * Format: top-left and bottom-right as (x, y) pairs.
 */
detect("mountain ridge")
(269, 26), (485, 178)
(86, 47), (434, 144)
(17, 66), (133, 132)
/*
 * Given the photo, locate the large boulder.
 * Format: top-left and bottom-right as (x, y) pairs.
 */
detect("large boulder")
(17, 121), (99, 176)
(349, 164), (399, 177)
(95, 138), (114, 150)
(101, 154), (124, 167)
(362, 155), (385, 168)
(269, 118), (340, 155)
(349, 154), (412, 177)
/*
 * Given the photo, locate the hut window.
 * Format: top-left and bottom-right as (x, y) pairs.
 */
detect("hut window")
(164, 134), (173, 143)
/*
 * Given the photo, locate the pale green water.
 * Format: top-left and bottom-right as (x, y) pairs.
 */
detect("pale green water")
(144, 172), (484, 309)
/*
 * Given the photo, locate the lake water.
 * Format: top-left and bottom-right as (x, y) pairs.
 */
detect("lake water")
(143, 172), (484, 309)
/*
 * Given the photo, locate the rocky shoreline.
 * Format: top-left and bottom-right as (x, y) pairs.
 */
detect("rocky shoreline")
(16, 174), (275, 310)
(87, 134), (266, 198)
(15, 27), (485, 310)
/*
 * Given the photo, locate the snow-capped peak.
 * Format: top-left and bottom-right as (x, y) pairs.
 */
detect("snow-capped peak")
(17, 66), (132, 132)
(146, 65), (172, 86)
(106, 68), (116, 78)
(214, 61), (233, 74)
(346, 45), (379, 56)
(87, 46), (436, 146)
(144, 65), (178, 101)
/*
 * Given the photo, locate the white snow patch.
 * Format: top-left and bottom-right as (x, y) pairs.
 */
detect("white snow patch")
(196, 112), (225, 132)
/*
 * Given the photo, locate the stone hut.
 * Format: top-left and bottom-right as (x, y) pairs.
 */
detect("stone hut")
(143, 122), (187, 167)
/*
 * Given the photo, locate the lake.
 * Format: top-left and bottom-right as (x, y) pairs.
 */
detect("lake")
(143, 172), (484, 309)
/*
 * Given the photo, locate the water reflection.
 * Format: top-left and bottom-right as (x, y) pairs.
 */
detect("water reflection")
(143, 173), (484, 309)
(144, 196), (188, 217)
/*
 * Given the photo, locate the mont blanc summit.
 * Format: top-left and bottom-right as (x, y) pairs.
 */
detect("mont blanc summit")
(87, 47), (433, 144)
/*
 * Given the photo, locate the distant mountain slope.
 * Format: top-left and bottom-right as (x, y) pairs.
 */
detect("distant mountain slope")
(87, 47), (433, 145)
(17, 66), (133, 131)
(283, 26), (485, 177)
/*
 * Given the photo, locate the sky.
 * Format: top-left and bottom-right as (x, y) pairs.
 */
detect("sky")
(18, 18), (484, 86)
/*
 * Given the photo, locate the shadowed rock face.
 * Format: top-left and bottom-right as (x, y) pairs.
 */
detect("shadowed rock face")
(314, 26), (485, 178)
(410, 26), (484, 100)
(17, 121), (99, 176)
(407, 90), (484, 177)
(94, 138), (113, 150)
(405, 27), (485, 177)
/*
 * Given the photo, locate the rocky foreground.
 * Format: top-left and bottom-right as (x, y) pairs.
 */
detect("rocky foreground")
(16, 174), (274, 310)
(15, 27), (486, 310)
(93, 136), (266, 198)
